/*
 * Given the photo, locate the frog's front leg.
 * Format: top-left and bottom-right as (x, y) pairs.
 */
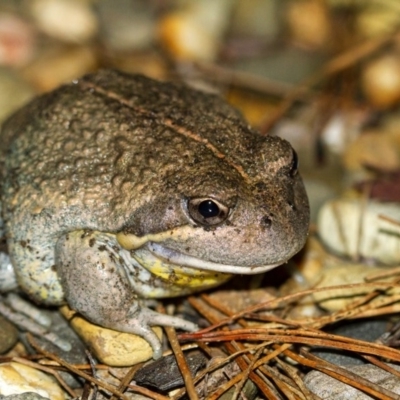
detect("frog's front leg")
(55, 230), (198, 359)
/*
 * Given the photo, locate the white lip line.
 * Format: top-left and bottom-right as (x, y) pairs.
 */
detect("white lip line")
(147, 242), (283, 275)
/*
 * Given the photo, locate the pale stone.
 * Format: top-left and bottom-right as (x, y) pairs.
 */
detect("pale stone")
(361, 54), (400, 108)
(305, 363), (400, 399)
(0, 362), (67, 399)
(60, 306), (162, 367)
(280, 236), (327, 319)
(343, 129), (400, 173)
(158, 0), (233, 61)
(317, 194), (400, 265)
(311, 264), (383, 311)
(29, 0), (97, 43)
(285, 0), (332, 49)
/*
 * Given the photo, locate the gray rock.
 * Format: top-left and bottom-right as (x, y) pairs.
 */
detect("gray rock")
(312, 319), (389, 366)
(305, 363), (400, 399)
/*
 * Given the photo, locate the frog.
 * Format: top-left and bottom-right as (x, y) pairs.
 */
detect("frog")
(0, 69), (309, 359)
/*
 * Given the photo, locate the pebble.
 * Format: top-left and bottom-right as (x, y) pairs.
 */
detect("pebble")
(304, 363), (400, 399)
(29, 0), (98, 43)
(0, 315), (18, 354)
(0, 362), (67, 399)
(311, 318), (389, 366)
(60, 306), (162, 366)
(280, 236), (327, 319)
(230, 0), (280, 38)
(96, 0), (155, 51)
(0, 13), (36, 67)
(158, 0), (234, 61)
(361, 53), (400, 109)
(311, 263), (382, 311)
(343, 129), (400, 174)
(317, 193), (400, 265)
(285, 0), (332, 49)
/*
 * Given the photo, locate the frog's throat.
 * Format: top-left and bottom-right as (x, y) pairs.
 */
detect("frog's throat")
(117, 229), (283, 275)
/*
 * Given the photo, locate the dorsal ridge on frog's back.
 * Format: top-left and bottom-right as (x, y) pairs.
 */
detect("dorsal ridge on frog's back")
(77, 71), (253, 182)
(76, 69), (289, 184)
(0, 69), (309, 359)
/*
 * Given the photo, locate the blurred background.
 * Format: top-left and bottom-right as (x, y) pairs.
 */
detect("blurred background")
(2, 0), (400, 222)
(3, 2), (400, 398)
(2, 0), (400, 279)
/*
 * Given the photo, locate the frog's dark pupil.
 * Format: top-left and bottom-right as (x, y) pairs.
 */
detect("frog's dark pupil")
(198, 200), (220, 218)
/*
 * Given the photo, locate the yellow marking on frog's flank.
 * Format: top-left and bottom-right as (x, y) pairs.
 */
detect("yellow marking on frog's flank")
(131, 251), (231, 289)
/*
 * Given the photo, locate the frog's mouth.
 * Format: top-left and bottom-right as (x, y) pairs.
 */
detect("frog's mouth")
(116, 229), (284, 275)
(144, 242), (283, 275)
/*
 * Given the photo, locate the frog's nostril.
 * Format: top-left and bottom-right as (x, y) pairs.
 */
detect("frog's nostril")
(261, 215), (272, 228)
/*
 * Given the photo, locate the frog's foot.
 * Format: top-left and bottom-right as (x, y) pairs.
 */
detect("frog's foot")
(112, 306), (198, 359)
(56, 231), (198, 359)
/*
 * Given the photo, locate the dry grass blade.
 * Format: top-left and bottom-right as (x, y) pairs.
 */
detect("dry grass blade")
(190, 282), (400, 335)
(260, 29), (400, 133)
(274, 358), (317, 400)
(186, 279), (400, 398)
(231, 347), (263, 400)
(181, 327), (400, 362)
(157, 304), (199, 400)
(127, 384), (170, 400)
(110, 364), (143, 400)
(362, 355), (400, 379)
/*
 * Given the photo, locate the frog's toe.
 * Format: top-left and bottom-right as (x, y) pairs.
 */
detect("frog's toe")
(113, 308), (198, 359)
(137, 307), (198, 332)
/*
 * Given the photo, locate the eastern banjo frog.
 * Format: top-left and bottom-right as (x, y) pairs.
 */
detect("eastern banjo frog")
(0, 70), (309, 358)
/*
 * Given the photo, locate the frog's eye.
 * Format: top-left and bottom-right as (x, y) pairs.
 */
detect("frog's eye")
(289, 149), (299, 177)
(187, 198), (229, 226)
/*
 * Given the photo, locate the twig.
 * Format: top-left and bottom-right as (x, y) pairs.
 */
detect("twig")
(27, 334), (133, 400)
(189, 282), (400, 335)
(110, 364), (143, 400)
(157, 304), (199, 400)
(299, 350), (399, 400)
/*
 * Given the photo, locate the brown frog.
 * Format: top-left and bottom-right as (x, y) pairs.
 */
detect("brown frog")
(0, 69), (309, 358)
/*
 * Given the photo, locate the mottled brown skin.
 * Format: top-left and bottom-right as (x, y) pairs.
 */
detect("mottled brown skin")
(0, 70), (309, 358)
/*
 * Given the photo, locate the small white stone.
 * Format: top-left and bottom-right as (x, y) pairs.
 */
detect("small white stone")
(30, 0), (98, 43)
(158, 0), (233, 61)
(0, 362), (67, 399)
(311, 264), (383, 311)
